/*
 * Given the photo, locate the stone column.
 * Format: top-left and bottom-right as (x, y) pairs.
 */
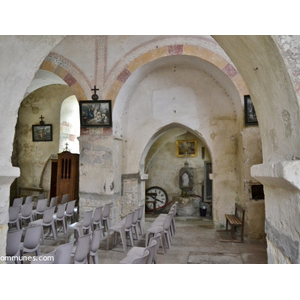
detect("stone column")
(0, 166), (20, 263)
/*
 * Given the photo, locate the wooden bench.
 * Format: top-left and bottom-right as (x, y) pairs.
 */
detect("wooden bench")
(220, 203), (245, 243)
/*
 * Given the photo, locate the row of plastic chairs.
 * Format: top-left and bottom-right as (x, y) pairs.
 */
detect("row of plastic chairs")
(65, 203), (112, 242)
(11, 193), (69, 210)
(9, 194), (72, 230)
(145, 202), (178, 254)
(106, 205), (144, 252)
(6, 226), (103, 264)
(31, 227), (103, 264)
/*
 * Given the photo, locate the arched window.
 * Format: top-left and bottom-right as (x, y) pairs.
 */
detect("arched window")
(59, 95), (80, 154)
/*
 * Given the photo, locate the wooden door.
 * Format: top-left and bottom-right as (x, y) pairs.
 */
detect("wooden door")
(56, 151), (79, 203)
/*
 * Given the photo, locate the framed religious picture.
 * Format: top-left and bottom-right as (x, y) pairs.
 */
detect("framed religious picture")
(32, 124), (53, 142)
(79, 100), (112, 127)
(176, 140), (197, 157)
(244, 95), (258, 125)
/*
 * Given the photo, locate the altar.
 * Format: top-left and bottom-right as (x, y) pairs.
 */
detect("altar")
(173, 196), (201, 216)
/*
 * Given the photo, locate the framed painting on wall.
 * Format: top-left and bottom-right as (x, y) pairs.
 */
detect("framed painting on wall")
(176, 140), (197, 157)
(32, 124), (53, 142)
(79, 100), (112, 127)
(244, 95), (258, 125)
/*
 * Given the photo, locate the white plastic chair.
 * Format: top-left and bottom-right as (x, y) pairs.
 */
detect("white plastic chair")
(31, 241), (74, 264)
(8, 206), (21, 230)
(29, 206), (57, 244)
(64, 200), (77, 224)
(73, 234), (91, 264)
(6, 229), (23, 264)
(19, 202), (34, 228)
(32, 198), (48, 220)
(145, 225), (167, 254)
(20, 225), (43, 257)
(137, 205), (144, 236)
(102, 203), (111, 232)
(13, 197), (23, 207)
(53, 203), (67, 234)
(89, 228), (103, 264)
(92, 206), (104, 235)
(54, 241), (74, 264)
(131, 208), (140, 241)
(66, 209), (93, 243)
(61, 194), (70, 204)
(24, 195), (33, 204)
(119, 239), (157, 264)
(106, 212), (134, 252)
(131, 249), (149, 264)
(49, 196), (59, 208)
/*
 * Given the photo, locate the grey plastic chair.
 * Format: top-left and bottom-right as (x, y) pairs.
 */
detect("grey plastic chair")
(49, 196), (59, 208)
(31, 241), (74, 264)
(106, 212), (134, 252)
(150, 233), (161, 264)
(64, 200), (77, 224)
(119, 239), (157, 264)
(102, 203), (111, 232)
(6, 228), (23, 264)
(145, 225), (167, 254)
(131, 208), (140, 241)
(149, 213), (173, 249)
(92, 206), (104, 235)
(89, 228), (103, 264)
(32, 198), (48, 220)
(13, 197), (23, 207)
(53, 203), (67, 234)
(19, 202), (34, 227)
(8, 206), (21, 230)
(66, 209), (93, 243)
(54, 241), (74, 264)
(154, 203), (177, 236)
(73, 234), (91, 264)
(61, 194), (70, 204)
(29, 206), (57, 244)
(20, 225), (43, 257)
(137, 205), (144, 236)
(132, 249), (149, 264)
(24, 195), (33, 204)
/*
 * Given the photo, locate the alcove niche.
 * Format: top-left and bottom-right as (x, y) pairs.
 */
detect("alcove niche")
(145, 127), (212, 214)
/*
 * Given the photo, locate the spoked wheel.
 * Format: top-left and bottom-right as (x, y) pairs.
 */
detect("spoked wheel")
(145, 186), (168, 213)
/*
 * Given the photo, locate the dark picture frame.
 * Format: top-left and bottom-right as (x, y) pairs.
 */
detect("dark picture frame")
(32, 124), (53, 142)
(244, 95), (258, 125)
(79, 100), (112, 127)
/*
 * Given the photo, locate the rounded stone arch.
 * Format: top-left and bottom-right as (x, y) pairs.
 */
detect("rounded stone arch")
(139, 122), (212, 175)
(39, 52), (88, 101)
(107, 44), (249, 108)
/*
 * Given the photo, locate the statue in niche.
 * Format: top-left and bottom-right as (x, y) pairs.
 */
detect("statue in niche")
(179, 161), (194, 197)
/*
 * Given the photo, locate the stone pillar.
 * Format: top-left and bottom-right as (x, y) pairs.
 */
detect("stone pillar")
(0, 165), (20, 263)
(252, 161), (300, 263)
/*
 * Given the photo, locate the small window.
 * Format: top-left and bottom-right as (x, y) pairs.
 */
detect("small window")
(251, 185), (264, 200)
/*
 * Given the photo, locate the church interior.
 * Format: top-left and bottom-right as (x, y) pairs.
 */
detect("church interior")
(2, 34), (300, 274)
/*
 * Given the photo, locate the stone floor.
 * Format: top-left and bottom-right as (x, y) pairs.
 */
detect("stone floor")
(14, 213), (267, 264)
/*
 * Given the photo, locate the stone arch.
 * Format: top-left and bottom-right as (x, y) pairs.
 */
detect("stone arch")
(140, 122), (212, 174)
(39, 52), (88, 101)
(107, 44), (249, 107)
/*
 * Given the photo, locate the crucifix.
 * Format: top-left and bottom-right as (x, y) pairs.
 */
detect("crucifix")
(91, 85), (99, 100)
(64, 142), (70, 152)
(39, 115), (45, 125)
